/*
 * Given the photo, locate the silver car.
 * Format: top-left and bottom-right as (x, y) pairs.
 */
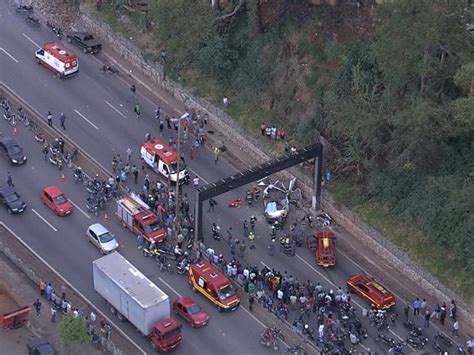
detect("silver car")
(86, 223), (119, 254)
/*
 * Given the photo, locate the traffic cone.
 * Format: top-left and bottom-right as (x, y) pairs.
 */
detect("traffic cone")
(61, 173), (65, 182)
(104, 213), (109, 222)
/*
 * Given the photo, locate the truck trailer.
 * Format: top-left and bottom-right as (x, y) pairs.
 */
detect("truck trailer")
(92, 252), (182, 352)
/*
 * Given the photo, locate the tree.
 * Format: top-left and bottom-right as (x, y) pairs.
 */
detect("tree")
(58, 314), (90, 348)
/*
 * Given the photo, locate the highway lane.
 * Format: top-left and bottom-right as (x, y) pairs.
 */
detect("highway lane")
(0, 115), (274, 355)
(0, 2), (458, 353)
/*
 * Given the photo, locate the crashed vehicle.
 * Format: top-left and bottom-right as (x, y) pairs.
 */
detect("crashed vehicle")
(261, 178), (300, 224)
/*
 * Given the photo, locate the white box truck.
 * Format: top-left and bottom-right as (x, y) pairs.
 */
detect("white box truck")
(93, 252), (182, 352)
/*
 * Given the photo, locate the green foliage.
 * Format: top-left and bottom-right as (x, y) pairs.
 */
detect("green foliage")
(59, 314), (90, 347)
(197, 35), (238, 81)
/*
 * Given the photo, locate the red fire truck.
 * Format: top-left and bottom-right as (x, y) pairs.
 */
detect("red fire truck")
(140, 138), (189, 184)
(35, 42), (79, 78)
(116, 193), (166, 243)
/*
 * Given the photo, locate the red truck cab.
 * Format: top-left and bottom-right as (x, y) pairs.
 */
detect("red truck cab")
(316, 230), (336, 267)
(134, 211), (166, 243)
(151, 318), (182, 352)
(347, 274), (396, 310)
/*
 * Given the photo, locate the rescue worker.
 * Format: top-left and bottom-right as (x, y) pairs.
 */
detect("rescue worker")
(213, 146), (221, 164)
(250, 215), (257, 230)
(248, 231), (255, 249)
(270, 225), (277, 238)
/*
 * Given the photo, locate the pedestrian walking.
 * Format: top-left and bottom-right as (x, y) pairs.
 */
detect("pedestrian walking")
(213, 146), (221, 164)
(238, 240), (246, 258)
(413, 297), (421, 316)
(424, 310), (431, 328)
(229, 237), (236, 255)
(248, 231), (255, 249)
(193, 176), (199, 188)
(450, 299), (457, 320)
(33, 299), (41, 316)
(47, 111), (53, 126)
(420, 298), (427, 313)
(134, 104), (141, 119)
(42, 145), (48, 161)
(7, 172), (14, 187)
(166, 115), (172, 129)
(432, 303), (441, 320)
(243, 219), (249, 238)
(50, 307), (57, 322)
(249, 294), (255, 312)
(159, 120), (164, 135)
(131, 164), (138, 184)
(452, 320), (460, 337)
(155, 106), (161, 120)
(126, 147), (132, 164)
(268, 237), (276, 256)
(208, 198), (217, 212)
(226, 228), (233, 245)
(59, 112), (66, 130)
(130, 84), (136, 101)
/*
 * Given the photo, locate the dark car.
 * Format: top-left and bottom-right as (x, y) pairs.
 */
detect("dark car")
(27, 337), (56, 355)
(0, 137), (27, 165)
(0, 185), (26, 214)
(66, 31), (102, 54)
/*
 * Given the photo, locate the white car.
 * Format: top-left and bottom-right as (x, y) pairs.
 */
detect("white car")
(86, 223), (119, 254)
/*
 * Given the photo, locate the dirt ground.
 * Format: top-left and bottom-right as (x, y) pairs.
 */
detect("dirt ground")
(0, 252), (103, 355)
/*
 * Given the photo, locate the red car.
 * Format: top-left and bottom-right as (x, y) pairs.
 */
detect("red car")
(40, 185), (73, 216)
(347, 274), (396, 310)
(172, 297), (209, 328)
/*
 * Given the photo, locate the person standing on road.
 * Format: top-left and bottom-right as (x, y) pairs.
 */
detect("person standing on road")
(440, 302), (447, 325)
(450, 299), (457, 320)
(33, 299), (41, 316)
(432, 303), (441, 320)
(214, 146), (221, 164)
(413, 298), (421, 316)
(159, 120), (164, 135)
(268, 237), (276, 256)
(130, 84), (136, 102)
(249, 294), (255, 312)
(7, 172), (14, 187)
(192, 176), (199, 188)
(404, 303), (410, 321)
(208, 198), (217, 212)
(452, 319), (460, 337)
(134, 103), (141, 119)
(238, 240), (246, 258)
(47, 111), (53, 126)
(424, 310), (431, 328)
(131, 164), (138, 184)
(243, 219), (249, 238)
(420, 298), (427, 314)
(59, 112), (66, 130)
(50, 307), (57, 323)
(248, 232), (255, 249)
(126, 147), (132, 164)
(166, 115), (172, 129)
(189, 146), (195, 160)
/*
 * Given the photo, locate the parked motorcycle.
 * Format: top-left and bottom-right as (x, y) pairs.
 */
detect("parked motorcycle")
(16, 5), (33, 12)
(375, 333), (396, 347)
(406, 335), (428, 349)
(25, 14), (40, 26)
(73, 167), (83, 183)
(46, 20), (62, 39)
(100, 63), (119, 74)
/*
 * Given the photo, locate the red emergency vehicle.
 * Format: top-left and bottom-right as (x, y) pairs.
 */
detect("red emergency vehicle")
(316, 230), (336, 267)
(35, 42), (78, 78)
(188, 261), (240, 311)
(140, 139), (189, 184)
(116, 193), (166, 243)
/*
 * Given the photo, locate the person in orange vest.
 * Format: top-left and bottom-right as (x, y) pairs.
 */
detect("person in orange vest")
(39, 279), (46, 297)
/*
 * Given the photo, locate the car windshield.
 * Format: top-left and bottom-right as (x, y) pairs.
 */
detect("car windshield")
(217, 284), (236, 301)
(161, 327), (181, 340)
(168, 160), (186, 174)
(54, 194), (67, 205)
(187, 304), (201, 315)
(143, 221), (161, 233)
(5, 193), (20, 203)
(98, 232), (114, 243)
(7, 145), (22, 155)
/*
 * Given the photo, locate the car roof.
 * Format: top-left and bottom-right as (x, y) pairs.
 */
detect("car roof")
(43, 185), (63, 197)
(0, 184), (16, 195)
(176, 296), (195, 307)
(1, 137), (18, 147)
(88, 223), (109, 236)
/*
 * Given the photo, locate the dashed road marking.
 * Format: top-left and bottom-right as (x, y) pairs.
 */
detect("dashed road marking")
(31, 208), (58, 232)
(104, 99), (127, 118)
(22, 33), (41, 48)
(158, 277), (181, 297)
(0, 48), (19, 63)
(74, 109), (99, 130)
(68, 199), (91, 219)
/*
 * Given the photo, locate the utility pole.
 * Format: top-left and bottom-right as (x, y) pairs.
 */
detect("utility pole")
(174, 117), (182, 234)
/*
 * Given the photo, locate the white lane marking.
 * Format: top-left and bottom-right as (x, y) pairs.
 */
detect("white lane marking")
(188, 167), (208, 184)
(74, 109), (99, 130)
(104, 99), (127, 118)
(260, 261), (270, 268)
(158, 277), (182, 297)
(0, 48), (19, 63)
(68, 199), (91, 219)
(22, 33), (41, 48)
(31, 208), (58, 232)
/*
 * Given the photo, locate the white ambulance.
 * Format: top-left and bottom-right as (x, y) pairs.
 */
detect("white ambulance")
(35, 42), (79, 78)
(140, 138), (189, 184)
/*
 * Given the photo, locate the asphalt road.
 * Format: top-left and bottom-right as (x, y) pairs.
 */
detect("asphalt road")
(0, 2), (462, 355)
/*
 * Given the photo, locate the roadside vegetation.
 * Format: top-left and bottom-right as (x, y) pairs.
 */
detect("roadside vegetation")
(88, 0), (474, 303)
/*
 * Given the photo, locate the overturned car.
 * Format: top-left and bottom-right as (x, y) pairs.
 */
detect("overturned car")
(261, 178), (300, 224)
